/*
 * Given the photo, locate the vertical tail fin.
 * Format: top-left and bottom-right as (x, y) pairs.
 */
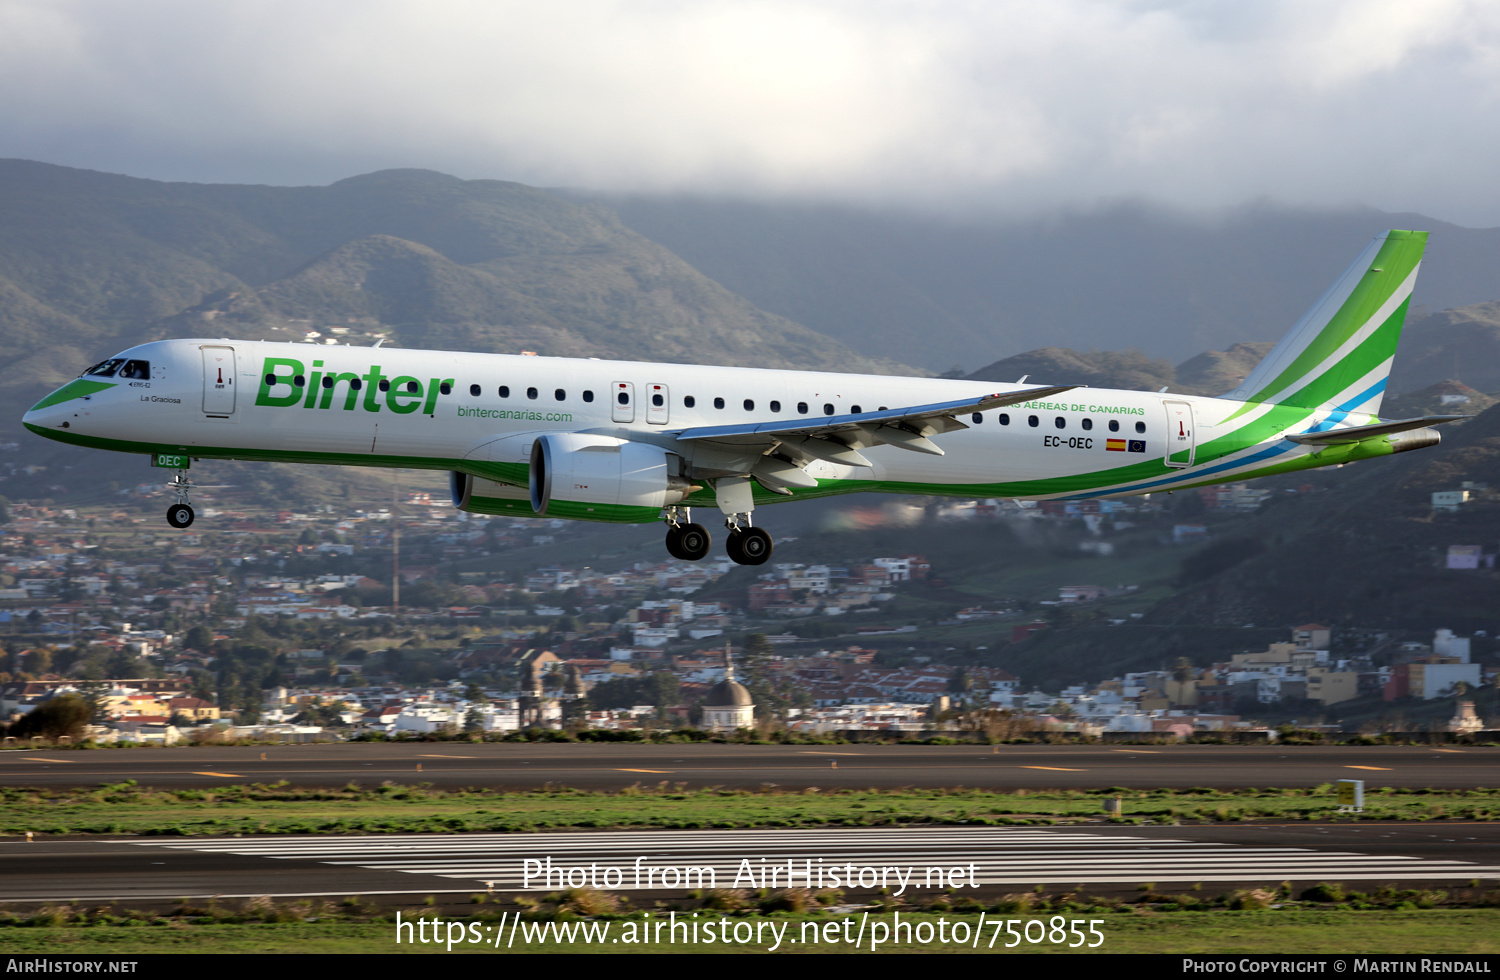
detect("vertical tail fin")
(1224, 229), (1426, 418)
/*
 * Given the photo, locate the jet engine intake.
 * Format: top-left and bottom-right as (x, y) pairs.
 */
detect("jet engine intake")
(529, 433), (694, 523)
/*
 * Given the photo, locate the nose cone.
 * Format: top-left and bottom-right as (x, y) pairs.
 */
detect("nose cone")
(23, 378), (115, 439)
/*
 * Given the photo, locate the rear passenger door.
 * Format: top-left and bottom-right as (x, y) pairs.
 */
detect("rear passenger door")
(1163, 400), (1195, 468)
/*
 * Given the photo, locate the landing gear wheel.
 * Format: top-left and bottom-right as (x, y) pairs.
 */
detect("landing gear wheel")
(725, 529), (745, 564)
(733, 526), (773, 565)
(166, 503), (195, 529)
(676, 523), (711, 561)
(665, 525), (686, 559)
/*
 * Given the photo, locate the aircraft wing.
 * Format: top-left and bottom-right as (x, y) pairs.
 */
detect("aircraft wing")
(670, 384), (1079, 490)
(1285, 415), (1469, 446)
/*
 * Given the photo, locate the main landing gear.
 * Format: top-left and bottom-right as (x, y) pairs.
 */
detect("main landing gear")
(663, 478), (776, 565)
(715, 475), (773, 566)
(724, 522), (772, 566)
(165, 469), (195, 528)
(665, 522), (712, 561)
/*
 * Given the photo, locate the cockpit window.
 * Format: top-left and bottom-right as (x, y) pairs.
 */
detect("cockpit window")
(81, 358), (125, 378)
(118, 359), (150, 380)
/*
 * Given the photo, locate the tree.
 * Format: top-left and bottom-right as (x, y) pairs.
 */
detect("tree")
(10, 694), (91, 740)
(182, 625), (215, 652)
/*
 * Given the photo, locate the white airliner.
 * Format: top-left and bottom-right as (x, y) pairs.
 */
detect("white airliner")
(22, 230), (1462, 566)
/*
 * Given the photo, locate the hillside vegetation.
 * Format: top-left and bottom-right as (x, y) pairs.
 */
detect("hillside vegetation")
(0, 161), (905, 424)
(606, 194), (1500, 377)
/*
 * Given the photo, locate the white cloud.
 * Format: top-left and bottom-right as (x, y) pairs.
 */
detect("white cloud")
(1, 0), (1498, 222)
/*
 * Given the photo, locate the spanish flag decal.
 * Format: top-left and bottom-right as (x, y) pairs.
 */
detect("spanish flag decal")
(1106, 438), (1127, 452)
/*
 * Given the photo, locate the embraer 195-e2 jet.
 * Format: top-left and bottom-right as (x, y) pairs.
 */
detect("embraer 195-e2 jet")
(22, 230), (1464, 566)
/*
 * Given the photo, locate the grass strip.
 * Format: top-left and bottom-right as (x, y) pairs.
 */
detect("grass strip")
(0, 905), (1498, 954)
(1, 781), (1497, 837)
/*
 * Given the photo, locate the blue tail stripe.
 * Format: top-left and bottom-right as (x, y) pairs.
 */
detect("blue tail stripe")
(1308, 378), (1388, 432)
(1068, 442), (1295, 500)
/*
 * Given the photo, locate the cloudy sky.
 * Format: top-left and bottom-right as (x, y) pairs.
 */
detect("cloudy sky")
(3, 0), (1499, 223)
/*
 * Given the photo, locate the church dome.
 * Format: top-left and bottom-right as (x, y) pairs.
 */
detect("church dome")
(705, 678), (752, 707)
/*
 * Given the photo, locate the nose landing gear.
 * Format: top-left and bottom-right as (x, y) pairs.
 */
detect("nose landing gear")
(165, 469), (195, 528)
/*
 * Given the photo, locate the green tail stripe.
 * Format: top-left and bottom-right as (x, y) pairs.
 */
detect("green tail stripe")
(1243, 230), (1424, 407)
(1277, 296), (1409, 411)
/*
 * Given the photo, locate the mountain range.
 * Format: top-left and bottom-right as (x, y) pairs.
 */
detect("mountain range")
(3, 159), (1499, 506)
(605, 194), (1500, 380)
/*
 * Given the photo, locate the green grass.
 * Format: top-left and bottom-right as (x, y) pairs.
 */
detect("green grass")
(4, 782), (1499, 837)
(1, 906), (1497, 954)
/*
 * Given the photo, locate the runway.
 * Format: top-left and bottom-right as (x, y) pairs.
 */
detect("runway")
(2, 742), (1496, 790)
(5, 824), (1500, 903)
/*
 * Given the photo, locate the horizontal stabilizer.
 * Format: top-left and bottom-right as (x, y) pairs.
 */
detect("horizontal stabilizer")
(1284, 415), (1468, 446)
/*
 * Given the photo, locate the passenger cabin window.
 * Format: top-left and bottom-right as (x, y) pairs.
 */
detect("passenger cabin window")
(527, 387), (538, 399)
(617, 390), (630, 405)
(378, 379), (390, 392)
(295, 375), (306, 387)
(797, 402), (808, 414)
(1135, 421), (1146, 433)
(684, 395), (696, 408)
(499, 385), (510, 397)
(743, 399), (754, 411)
(1028, 415), (1039, 427)
(1081, 418), (1093, 430)
(1108, 419), (1119, 432)
(851, 404), (862, 413)
(438, 382), (451, 395)
(823, 403), (834, 415)
(554, 388), (566, 401)
(971, 412), (983, 424)
(652, 393), (664, 407)
(714, 397), (725, 409)
(406, 381), (419, 393)
(998, 413), (1010, 425)
(1054, 416), (1065, 429)
(769, 400), (781, 412)
(469, 384), (481, 397)
(583, 390), (594, 403)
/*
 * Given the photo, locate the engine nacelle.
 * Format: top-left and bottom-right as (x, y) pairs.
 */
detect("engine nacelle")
(529, 433), (693, 523)
(449, 471), (532, 515)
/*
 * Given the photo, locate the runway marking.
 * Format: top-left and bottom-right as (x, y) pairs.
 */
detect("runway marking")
(19, 757), (74, 763)
(1345, 766), (1392, 771)
(1433, 750), (1464, 754)
(191, 772), (243, 778)
(125, 827), (1500, 892)
(1110, 750), (1158, 754)
(1020, 766), (1086, 771)
(616, 768), (673, 773)
(416, 755), (474, 759)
